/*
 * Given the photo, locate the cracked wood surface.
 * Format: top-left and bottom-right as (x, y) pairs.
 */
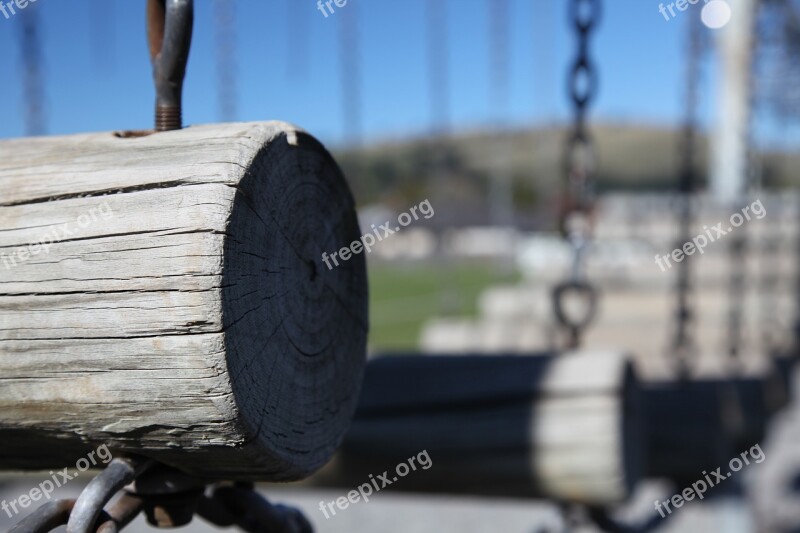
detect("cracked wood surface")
(0, 122), (369, 480)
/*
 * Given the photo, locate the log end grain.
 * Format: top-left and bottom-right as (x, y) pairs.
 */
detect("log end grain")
(220, 124), (369, 479)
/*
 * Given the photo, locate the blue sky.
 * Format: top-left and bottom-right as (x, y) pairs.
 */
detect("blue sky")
(0, 0), (793, 148)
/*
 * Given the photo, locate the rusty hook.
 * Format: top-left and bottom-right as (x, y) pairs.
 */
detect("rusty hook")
(147, 0), (194, 131)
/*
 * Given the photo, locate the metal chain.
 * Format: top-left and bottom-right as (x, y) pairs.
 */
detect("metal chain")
(18, 8), (46, 136)
(671, 13), (703, 378)
(287, 0), (309, 82)
(726, 202), (748, 363)
(10, 460), (313, 533)
(552, 0), (601, 349)
(338, 3), (361, 145)
(758, 217), (781, 350)
(727, 13), (759, 369)
(561, 0), (601, 230)
(426, 0), (450, 134)
(488, 0), (515, 248)
(795, 191), (800, 349)
(10, 458), (152, 533)
(214, 0), (238, 122)
(753, 9), (781, 354)
(199, 483), (313, 533)
(426, 0), (460, 315)
(489, 0), (510, 117)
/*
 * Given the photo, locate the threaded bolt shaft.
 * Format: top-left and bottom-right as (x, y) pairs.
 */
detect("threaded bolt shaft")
(155, 105), (182, 132)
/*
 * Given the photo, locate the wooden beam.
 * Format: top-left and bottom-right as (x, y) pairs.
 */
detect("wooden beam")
(0, 122), (368, 481)
(644, 371), (789, 483)
(312, 351), (642, 505)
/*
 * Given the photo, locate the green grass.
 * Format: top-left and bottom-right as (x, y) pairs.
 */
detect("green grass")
(367, 262), (520, 351)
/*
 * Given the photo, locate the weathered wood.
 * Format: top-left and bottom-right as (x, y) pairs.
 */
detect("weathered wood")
(0, 122), (368, 480)
(312, 351), (642, 505)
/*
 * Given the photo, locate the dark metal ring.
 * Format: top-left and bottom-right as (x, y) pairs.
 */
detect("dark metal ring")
(564, 133), (597, 178)
(9, 500), (75, 533)
(570, 0), (602, 32)
(569, 59), (598, 108)
(66, 457), (153, 533)
(552, 280), (599, 332)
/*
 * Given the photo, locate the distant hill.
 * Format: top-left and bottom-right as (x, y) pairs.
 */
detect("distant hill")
(333, 123), (799, 229)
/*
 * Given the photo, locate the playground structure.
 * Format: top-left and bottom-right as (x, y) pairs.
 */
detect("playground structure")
(1, 0), (800, 532)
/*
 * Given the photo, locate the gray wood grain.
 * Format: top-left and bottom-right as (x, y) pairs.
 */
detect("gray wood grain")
(0, 122), (368, 481)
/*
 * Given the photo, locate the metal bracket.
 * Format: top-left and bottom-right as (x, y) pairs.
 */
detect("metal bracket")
(147, 0), (194, 131)
(10, 458), (314, 533)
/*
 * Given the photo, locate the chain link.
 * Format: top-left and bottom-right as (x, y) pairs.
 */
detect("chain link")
(18, 8), (46, 136)
(11, 455), (313, 533)
(727, 11), (759, 368)
(214, 0), (238, 122)
(671, 13), (703, 378)
(338, 3), (361, 144)
(552, 0), (602, 349)
(561, 0), (601, 228)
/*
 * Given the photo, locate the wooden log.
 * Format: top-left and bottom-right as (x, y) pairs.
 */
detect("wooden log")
(772, 349), (797, 405)
(312, 351), (642, 505)
(730, 370), (789, 449)
(642, 381), (732, 483)
(0, 122), (368, 480)
(643, 369), (787, 483)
